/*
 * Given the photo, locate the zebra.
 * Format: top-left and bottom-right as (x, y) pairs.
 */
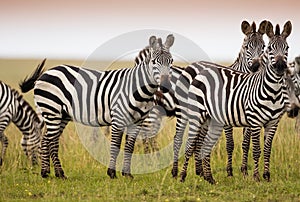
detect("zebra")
(180, 21), (293, 184)
(19, 35), (175, 179)
(137, 66), (183, 154)
(239, 57), (300, 178)
(0, 80), (44, 166)
(171, 20), (268, 178)
(101, 50), (184, 155)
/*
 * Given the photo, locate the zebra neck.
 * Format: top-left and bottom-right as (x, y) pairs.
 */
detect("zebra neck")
(12, 94), (38, 135)
(229, 51), (249, 72)
(132, 62), (158, 94)
(261, 53), (285, 91)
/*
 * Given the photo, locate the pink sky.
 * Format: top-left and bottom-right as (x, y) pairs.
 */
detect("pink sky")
(1, 0), (299, 62)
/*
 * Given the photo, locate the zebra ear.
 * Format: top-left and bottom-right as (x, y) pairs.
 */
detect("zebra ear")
(295, 60), (300, 74)
(165, 34), (175, 49)
(295, 56), (300, 66)
(251, 22), (256, 33)
(258, 20), (268, 35)
(149, 36), (157, 49)
(266, 21), (274, 38)
(281, 21), (292, 39)
(295, 56), (300, 73)
(241, 21), (251, 35)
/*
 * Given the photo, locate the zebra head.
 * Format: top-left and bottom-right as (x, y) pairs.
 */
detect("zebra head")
(148, 34), (174, 93)
(241, 20), (268, 72)
(285, 57), (300, 117)
(288, 56), (300, 95)
(265, 21), (292, 75)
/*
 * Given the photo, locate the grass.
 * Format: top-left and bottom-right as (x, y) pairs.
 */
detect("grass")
(1, 59), (300, 201)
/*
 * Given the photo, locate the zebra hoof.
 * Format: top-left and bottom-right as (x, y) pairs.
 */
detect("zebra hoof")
(263, 171), (270, 181)
(180, 171), (186, 182)
(107, 168), (117, 179)
(122, 172), (134, 179)
(41, 169), (50, 178)
(227, 167), (233, 177)
(196, 169), (204, 177)
(171, 168), (178, 178)
(253, 173), (260, 182)
(0, 158), (2, 166)
(240, 166), (248, 177)
(55, 170), (67, 179)
(204, 176), (216, 185)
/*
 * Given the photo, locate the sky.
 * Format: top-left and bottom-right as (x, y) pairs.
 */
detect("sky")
(1, 0), (300, 63)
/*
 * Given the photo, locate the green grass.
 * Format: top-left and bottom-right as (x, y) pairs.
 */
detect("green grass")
(1, 59), (300, 201)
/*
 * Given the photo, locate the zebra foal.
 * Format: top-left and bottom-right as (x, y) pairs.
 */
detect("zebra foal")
(0, 78), (44, 166)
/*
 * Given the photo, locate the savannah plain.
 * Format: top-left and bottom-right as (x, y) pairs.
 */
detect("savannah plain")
(0, 59), (299, 201)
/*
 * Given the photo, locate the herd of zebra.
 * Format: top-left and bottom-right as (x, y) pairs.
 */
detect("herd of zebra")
(1, 20), (300, 184)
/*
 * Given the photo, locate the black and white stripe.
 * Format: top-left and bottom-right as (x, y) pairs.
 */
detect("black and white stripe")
(137, 65), (183, 154)
(0, 80), (43, 166)
(20, 35), (175, 179)
(171, 20), (268, 178)
(180, 21), (292, 184)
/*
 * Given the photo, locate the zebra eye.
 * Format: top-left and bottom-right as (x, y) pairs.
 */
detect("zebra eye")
(152, 60), (156, 65)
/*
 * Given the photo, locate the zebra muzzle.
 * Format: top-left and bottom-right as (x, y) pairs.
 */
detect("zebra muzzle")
(274, 57), (287, 75)
(250, 59), (261, 72)
(160, 75), (172, 93)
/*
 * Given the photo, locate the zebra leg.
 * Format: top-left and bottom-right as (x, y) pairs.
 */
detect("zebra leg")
(194, 137), (203, 177)
(179, 131), (197, 182)
(0, 133), (8, 166)
(180, 114), (205, 182)
(122, 125), (140, 178)
(107, 126), (124, 179)
(200, 119), (223, 185)
(251, 127), (261, 182)
(49, 136), (66, 179)
(40, 136), (51, 178)
(41, 118), (67, 178)
(241, 127), (251, 177)
(172, 116), (187, 178)
(262, 123), (278, 182)
(194, 124), (207, 177)
(21, 136), (39, 166)
(50, 120), (68, 179)
(224, 126), (234, 177)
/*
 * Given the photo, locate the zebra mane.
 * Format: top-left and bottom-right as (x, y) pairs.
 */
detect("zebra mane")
(275, 24), (280, 36)
(134, 47), (150, 66)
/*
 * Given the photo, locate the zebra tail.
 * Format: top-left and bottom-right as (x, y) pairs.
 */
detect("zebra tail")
(19, 58), (46, 93)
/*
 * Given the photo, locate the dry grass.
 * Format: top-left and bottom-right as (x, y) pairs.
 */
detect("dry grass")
(0, 59), (299, 201)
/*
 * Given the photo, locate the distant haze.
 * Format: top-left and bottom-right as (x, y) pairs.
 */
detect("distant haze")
(1, 0), (300, 63)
